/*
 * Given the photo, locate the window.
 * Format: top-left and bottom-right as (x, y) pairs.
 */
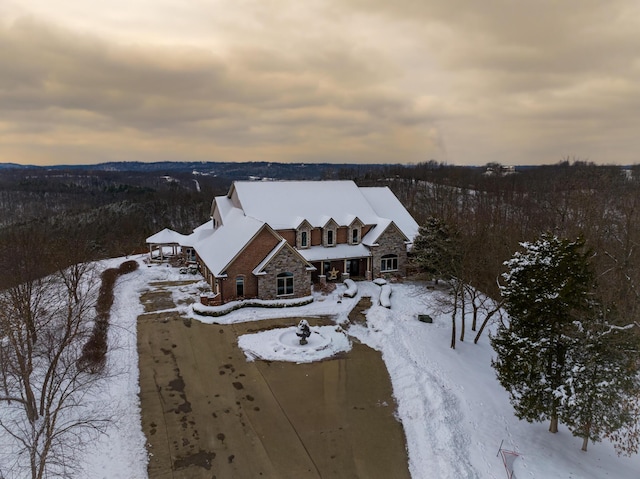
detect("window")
(327, 229), (334, 246)
(236, 276), (244, 297)
(352, 228), (359, 244)
(301, 231), (308, 248)
(380, 254), (398, 272)
(322, 261), (331, 276)
(277, 272), (294, 296)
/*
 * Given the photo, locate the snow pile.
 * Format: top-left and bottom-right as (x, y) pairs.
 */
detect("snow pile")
(238, 325), (351, 363)
(343, 278), (358, 297)
(379, 283), (392, 308)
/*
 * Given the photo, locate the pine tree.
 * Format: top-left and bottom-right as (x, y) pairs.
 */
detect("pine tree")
(562, 306), (640, 452)
(492, 234), (592, 433)
(411, 216), (460, 282)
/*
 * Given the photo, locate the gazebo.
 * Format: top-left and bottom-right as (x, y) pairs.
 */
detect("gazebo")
(145, 228), (187, 262)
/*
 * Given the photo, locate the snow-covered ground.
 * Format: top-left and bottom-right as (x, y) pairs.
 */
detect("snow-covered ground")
(4, 256), (638, 478)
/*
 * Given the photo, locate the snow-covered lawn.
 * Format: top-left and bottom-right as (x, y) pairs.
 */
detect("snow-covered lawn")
(5, 256), (637, 479)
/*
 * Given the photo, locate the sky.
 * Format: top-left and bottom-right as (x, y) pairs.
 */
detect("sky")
(1, 0), (639, 166)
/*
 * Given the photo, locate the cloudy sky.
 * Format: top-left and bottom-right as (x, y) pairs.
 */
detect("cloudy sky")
(2, 1), (639, 166)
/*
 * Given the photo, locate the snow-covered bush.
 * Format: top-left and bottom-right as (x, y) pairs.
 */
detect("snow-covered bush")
(379, 284), (392, 308)
(193, 295), (314, 317)
(343, 278), (358, 298)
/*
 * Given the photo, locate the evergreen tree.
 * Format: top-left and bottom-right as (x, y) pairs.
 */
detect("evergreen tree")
(411, 216), (460, 282)
(563, 306), (640, 452)
(492, 234), (593, 433)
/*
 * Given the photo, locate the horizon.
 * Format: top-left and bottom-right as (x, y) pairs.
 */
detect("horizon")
(2, 1), (640, 167)
(2, 159), (638, 170)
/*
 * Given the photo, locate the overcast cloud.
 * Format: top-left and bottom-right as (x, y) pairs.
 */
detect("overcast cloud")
(1, 0), (639, 166)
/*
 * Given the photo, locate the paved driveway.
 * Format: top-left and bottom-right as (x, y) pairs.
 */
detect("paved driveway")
(137, 282), (410, 479)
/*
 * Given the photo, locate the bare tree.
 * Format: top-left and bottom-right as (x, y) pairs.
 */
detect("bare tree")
(0, 242), (110, 479)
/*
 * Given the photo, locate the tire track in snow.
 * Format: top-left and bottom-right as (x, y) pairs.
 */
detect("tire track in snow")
(349, 301), (479, 479)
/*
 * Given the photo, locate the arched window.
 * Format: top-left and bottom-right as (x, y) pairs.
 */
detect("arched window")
(380, 254), (398, 272)
(351, 228), (359, 244)
(236, 276), (244, 297)
(277, 272), (294, 296)
(301, 231), (308, 248)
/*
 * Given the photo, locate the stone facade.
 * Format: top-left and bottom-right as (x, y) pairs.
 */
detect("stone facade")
(257, 246), (312, 300)
(370, 224), (408, 278)
(295, 221), (312, 249)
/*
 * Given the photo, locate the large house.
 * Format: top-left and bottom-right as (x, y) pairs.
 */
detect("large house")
(147, 180), (419, 305)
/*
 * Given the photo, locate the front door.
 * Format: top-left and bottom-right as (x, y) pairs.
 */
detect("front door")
(348, 259), (360, 277)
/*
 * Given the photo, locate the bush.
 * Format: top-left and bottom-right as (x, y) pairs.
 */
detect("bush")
(78, 259), (139, 373)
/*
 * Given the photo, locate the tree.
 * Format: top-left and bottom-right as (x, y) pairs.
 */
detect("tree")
(562, 306), (640, 452)
(492, 233), (640, 451)
(0, 238), (110, 479)
(411, 216), (461, 284)
(492, 234), (593, 433)
(412, 217), (465, 348)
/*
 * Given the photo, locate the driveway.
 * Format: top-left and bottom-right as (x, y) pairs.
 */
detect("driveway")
(137, 282), (410, 478)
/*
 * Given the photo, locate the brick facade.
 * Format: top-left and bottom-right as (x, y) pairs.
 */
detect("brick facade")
(311, 228), (322, 246)
(220, 228), (280, 302)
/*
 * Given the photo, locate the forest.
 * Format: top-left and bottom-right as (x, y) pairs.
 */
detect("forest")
(1, 160), (639, 313)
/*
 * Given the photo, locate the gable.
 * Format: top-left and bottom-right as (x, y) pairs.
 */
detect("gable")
(194, 209), (272, 277)
(362, 219), (409, 247)
(253, 239), (315, 276)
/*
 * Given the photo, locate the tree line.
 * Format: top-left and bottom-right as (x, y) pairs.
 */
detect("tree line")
(361, 160), (640, 455)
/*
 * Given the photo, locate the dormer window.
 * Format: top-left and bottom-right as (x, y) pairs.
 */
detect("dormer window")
(348, 218), (363, 245)
(351, 228), (359, 244)
(323, 219), (338, 247)
(296, 220), (312, 249)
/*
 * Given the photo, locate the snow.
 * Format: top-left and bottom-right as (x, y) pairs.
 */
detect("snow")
(193, 207), (266, 276)
(230, 180), (380, 229)
(360, 186), (420, 242)
(378, 283), (392, 307)
(145, 227), (186, 244)
(78, 257), (149, 479)
(3, 259), (638, 479)
(343, 278), (358, 297)
(238, 325), (351, 363)
(298, 242), (371, 262)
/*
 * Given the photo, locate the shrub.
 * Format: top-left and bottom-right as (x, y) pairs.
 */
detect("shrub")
(78, 259), (139, 373)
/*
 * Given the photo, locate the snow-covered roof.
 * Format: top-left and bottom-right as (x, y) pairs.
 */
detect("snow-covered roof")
(359, 187), (419, 242)
(191, 181), (418, 275)
(194, 208), (267, 277)
(361, 218), (394, 246)
(298, 243), (371, 262)
(146, 228), (187, 245)
(213, 195), (234, 223)
(230, 181), (380, 229)
(180, 220), (214, 247)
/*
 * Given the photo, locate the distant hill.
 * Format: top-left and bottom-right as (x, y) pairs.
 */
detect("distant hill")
(0, 163), (35, 169)
(1, 161), (389, 181)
